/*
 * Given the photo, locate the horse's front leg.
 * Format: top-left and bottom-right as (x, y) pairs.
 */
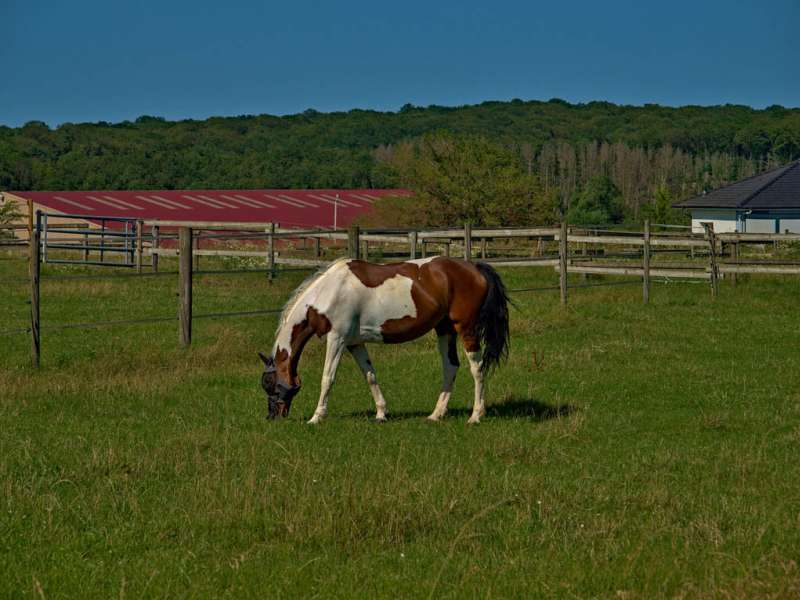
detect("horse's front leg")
(347, 344), (387, 422)
(308, 333), (346, 425)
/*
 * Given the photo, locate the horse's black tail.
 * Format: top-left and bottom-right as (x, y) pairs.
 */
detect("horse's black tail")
(474, 262), (511, 374)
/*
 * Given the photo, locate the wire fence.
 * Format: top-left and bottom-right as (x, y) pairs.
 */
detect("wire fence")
(8, 213), (800, 364)
(0, 308), (286, 337)
(0, 276), (682, 338)
(0, 266), (321, 286)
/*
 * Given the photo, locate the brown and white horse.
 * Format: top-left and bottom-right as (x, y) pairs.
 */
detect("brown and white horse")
(259, 256), (510, 424)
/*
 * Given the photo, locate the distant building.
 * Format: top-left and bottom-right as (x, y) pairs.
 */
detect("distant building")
(674, 160), (800, 233)
(2, 189), (408, 239)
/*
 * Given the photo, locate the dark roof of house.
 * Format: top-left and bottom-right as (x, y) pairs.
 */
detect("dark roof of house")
(674, 160), (800, 210)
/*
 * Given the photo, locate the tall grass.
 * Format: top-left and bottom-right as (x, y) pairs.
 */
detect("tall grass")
(1, 250), (799, 598)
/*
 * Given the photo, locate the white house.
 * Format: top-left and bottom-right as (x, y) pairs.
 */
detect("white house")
(674, 159), (800, 234)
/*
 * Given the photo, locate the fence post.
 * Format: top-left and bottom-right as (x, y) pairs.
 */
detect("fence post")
(731, 241), (738, 287)
(578, 237), (588, 282)
(643, 219), (651, 304)
(559, 221), (568, 307)
(83, 232), (89, 262)
(193, 232), (200, 272)
(348, 225), (360, 259)
(409, 230), (418, 259)
(314, 236), (321, 260)
(30, 211), (41, 368)
(444, 242), (450, 257)
(179, 227), (193, 346)
(362, 240), (369, 260)
(421, 240), (427, 258)
(151, 225), (160, 272)
(701, 222), (719, 298)
(41, 213), (48, 264)
(464, 223), (472, 261)
(136, 220), (143, 274)
(481, 238), (487, 259)
(100, 220), (105, 263)
(27, 198), (33, 241)
(267, 222), (275, 282)
(123, 222), (130, 265)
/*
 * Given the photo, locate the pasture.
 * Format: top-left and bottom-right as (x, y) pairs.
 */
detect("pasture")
(1, 249), (800, 598)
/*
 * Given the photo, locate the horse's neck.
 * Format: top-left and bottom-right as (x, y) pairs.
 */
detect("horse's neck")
(274, 292), (304, 352)
(272, 297), (315, 381)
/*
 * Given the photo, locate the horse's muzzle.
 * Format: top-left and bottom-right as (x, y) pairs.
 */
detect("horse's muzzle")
(267, 398), (290, 419)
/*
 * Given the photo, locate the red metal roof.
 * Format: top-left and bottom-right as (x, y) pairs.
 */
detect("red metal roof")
(12, 189), (409, 229)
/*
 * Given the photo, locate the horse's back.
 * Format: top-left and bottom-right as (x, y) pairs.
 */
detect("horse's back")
(341, 257), (487, 343)
(346, 256), (485, 306)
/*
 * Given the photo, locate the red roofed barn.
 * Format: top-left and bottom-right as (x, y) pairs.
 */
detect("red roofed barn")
(2, 189), (408, 237)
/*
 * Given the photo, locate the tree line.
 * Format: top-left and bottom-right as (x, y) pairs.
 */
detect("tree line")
(1, 99), (797, 226)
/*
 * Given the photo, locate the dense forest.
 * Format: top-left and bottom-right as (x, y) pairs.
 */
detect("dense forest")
(1, 99), (798, 225)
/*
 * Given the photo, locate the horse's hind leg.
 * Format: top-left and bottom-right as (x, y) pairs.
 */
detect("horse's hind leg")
(348, 344), (387, 421)
(308, 333), (346, 425)
(456, 331), (485, 424)
(465, 348), (485, 424)
(428, 331), (459, 422)
(450, 326), (486, 424)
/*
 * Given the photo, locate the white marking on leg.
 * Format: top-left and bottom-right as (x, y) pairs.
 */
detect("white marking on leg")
(308, 334), (346, 424)
(348, 344), (387, 420)
(428, 334), (459, 421)
(466, 350), (485, 424)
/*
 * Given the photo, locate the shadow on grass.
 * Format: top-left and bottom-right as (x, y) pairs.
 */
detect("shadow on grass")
(345, 397), (577, 422)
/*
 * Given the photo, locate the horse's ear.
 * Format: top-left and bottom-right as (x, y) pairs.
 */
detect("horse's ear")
(258, 352), (273, 366)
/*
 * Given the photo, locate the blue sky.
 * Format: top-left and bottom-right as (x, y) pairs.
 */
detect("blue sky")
(2, 0), (798, 127)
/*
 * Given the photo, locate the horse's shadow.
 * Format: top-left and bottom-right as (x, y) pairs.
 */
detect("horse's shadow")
(345, 397), (577, 422)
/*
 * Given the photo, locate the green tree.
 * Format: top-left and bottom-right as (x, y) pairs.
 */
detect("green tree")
(376, 132), (553, 227)
(0, 196), (22, 239)
(641, 183), (688, 226)
(567, 175), (625, 225)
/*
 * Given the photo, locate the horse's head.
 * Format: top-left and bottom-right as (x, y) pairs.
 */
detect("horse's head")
(259, 352), (300, 419)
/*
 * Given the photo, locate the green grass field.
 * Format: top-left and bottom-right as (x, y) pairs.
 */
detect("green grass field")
(2, 249), (799, 598)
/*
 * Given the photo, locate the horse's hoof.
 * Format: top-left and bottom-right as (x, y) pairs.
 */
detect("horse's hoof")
(427, 415), (442, 423)
(307, 417), (322, 425)
(373, 417), (387, 424)
(467, 417), (481, 425)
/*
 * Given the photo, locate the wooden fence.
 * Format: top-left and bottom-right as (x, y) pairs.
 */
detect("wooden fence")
(14, 213), (800, 366)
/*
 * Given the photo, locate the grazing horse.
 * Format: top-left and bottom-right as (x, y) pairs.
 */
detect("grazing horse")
(259, 256), (510, 424)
